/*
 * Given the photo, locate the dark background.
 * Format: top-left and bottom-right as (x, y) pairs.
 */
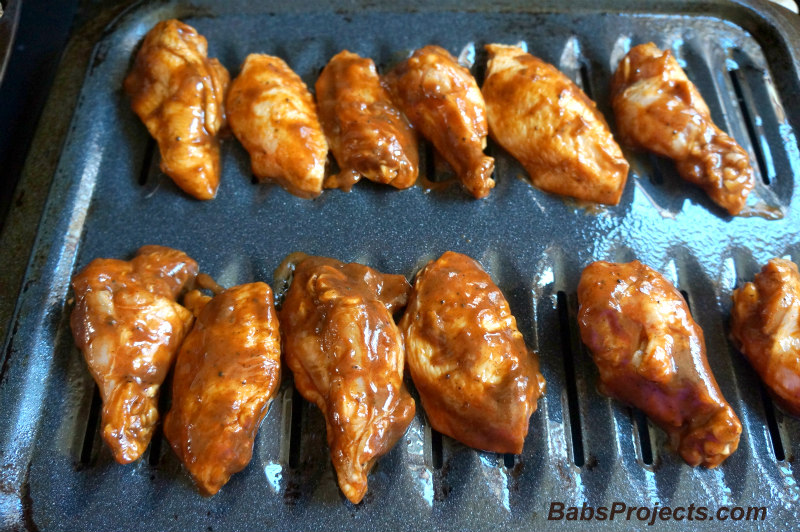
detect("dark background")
(0, 0), (124, 229)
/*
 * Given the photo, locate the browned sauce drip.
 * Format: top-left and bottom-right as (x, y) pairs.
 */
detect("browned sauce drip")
(196, 272), (225, 295)
(416, 173), (456, 193)
(737, 202), (785, 220)
(560, 196), (611, 216)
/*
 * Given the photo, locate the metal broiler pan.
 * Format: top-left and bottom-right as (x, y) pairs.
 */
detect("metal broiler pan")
(0, 0), (799, 530)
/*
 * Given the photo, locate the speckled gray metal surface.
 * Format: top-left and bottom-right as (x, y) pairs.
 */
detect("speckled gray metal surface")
(1, 1), (799, 531)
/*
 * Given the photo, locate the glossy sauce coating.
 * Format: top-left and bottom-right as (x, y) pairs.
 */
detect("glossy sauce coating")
(228, 54), (329, 199)
(164, 282), (281, 496)
(731, 258), (800, 415)
(124, 20), (230, 200)
(70, 245), (198, 463)
(316, 50), (419, 191)
(400, 251), (546, 454)
(482, 44), (629, 205)
(384, 45), (495, 198)
(611, 43), (754, 215)
(279, 255), (415, 504)
(578, 260), (741, 467)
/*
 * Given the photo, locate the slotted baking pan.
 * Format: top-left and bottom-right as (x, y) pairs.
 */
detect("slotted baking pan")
(1, 1), (799, 530)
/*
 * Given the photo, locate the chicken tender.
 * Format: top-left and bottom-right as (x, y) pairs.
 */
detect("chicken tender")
(279, 254), (415, 503)
(384, 45), (494, 198)
(578, 260), (741, 468)
(70, 245), (198, 463)
(610, 43), (754, 215)
(124, 20), (229, 200)
(316, 50), (418, 191)
(732, 258), (800, 415)
(228, 54), (329, 198)
(164, 282), (281, 496)
(400, 251), (546, 454)
(483, 44), (629, 205)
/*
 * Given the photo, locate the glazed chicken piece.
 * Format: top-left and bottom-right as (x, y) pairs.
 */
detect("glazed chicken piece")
(164, 282), (281, 496)
(611, 43), (755, 215)
(316, 50), (419, 191)
(228, 54), (329, 199)
(124, 19), (230, 200)
(577, 260), (742, 468)
(384, 45), (495, 198)
(482, 44), (630, 205)
(279, 254), (415, 504)
(400, 251), (546, 454)
(731, 258), (800, 415)
(70, 245), (198, 463)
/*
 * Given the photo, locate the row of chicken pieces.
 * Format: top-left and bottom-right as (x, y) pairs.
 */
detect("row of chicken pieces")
(70, 245), (799, 502)
(125, 20), (755, 215)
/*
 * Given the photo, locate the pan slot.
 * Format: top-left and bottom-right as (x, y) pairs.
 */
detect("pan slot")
(423, 143), (437, 182)
(79, 384), (102, 466)
(147, 373), (173, 467)
(579, 63), (594, 100)
(556, 291), (585, 468)
(420, 142), (456, 185)
(503, 453), (515, 469)
(759, 384), (786, 462)
(647, 155), (665, 186)
(147, 430), (165, 466)
(729, 69), (773, 185)
(471, 57), (486, 87)
(138, 138), (156, 186)
(631, 408), (655, 466)
(679, 289), (692, 312)
(433, 149), (457, 182)
(288, 386), (304, 469)
(430, 427), (444, 470)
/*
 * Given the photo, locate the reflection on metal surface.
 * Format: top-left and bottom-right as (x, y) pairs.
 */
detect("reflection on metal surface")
(264, 462), (283, 493)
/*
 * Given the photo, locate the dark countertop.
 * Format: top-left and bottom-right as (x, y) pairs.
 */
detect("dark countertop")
(0, 0), (124, 228)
